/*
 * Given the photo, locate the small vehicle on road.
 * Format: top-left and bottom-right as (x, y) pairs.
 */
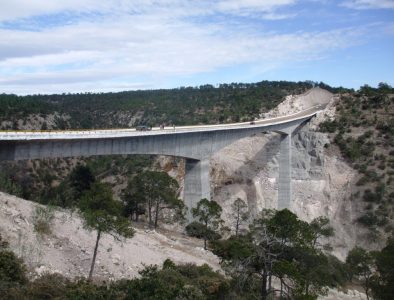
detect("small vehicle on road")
(136, 125), (152, 131)
(250, 121), (255, 125)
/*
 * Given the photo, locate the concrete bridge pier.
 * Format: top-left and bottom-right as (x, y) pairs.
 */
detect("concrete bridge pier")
(184, 158), (210, 221)
(277, 123), (302, 210)
(183, 120), (307, 220)
(278, 132), (292, 210)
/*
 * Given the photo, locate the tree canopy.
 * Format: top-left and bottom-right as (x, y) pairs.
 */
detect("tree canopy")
(231, 198), (249, 237)
(69, 165), (95, 199)
(212, 209), (336, 300)
(79, 182), (134, 280)
(122, 171), (184, 229)
(188, 198), (223, 250)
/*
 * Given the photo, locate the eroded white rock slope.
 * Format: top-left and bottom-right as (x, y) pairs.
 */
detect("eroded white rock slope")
(0, 192), (219, 280)
(212, 90), (381, 261)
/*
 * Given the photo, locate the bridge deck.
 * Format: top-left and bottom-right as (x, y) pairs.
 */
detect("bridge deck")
(0, 105), (325, 141)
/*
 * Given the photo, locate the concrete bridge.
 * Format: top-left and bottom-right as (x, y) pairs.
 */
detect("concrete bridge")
(0, 88), (332, 219)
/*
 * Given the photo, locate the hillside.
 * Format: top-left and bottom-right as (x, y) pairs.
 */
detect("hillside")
(319, 84), (394, 238)
(0, 81), (392, 299)
(0, 192), (368, 300)
(0, 81), (338, 130)
(209, 83), (394, 258)
(0, 81), (392, 251)
(0, 192), (219, 280)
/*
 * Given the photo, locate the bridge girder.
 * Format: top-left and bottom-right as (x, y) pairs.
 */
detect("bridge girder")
(0, 116), (312, 219)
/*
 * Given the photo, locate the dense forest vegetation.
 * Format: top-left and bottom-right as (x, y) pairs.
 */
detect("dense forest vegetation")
(0, 80), (344, 129)
(319, 83), (394, 237)
(0, 155), (155, 205)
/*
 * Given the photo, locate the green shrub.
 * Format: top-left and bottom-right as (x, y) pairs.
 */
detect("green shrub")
(356, 176), (369, 186)
(32, 205), (55, 235)
(364, 169), (379, 181)
(210, 235), (254, 261)
(375, 183), (385, 196)
(360, 141), (375, 157)
(357, 213), (378, 227)
(0, 234), (8, 250)
(162, 258), (176, 270)
(319, 120), (337, 133)
(363, 190), (381, 203)
(388, 192), (394, 202)
(0, 173), (22, 197)
(0, 250), (27, 286)
(24, 273), (69, 300)
(108, 263), (230, 299)
(325, 255), (351, 286)
(64, 278), (111, 299)
(345, 140), (361, 161)
(377, 217), (389, 227)
(185, 221), (221, 241)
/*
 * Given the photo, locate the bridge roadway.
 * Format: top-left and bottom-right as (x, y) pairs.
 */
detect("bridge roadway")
(0, 105), (324, 141)
(0, 88), (332, 220)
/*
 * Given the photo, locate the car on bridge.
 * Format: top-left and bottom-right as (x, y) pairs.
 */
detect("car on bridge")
(136, 125), (152, 131)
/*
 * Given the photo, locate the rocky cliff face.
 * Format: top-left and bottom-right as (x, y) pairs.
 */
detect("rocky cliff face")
(210, 92), (380, 260)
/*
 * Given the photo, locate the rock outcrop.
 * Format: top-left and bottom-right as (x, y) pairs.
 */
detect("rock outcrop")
(211, 91), (375, 260)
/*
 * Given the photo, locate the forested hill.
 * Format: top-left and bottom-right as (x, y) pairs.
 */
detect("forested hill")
(319, 83), (394, 235)
(0, 81), (343, 130)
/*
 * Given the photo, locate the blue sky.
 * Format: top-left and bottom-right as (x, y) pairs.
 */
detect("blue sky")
(0, 0), (393, 95)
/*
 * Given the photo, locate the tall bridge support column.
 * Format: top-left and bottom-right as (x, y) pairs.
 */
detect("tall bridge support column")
(184, 158), (210, 221)
(278, 133), (292, 210)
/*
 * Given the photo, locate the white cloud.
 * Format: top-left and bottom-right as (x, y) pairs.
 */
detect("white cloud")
(0, 0), (297, 22)
(0, 0), (97, 22)
(260, 12), (297, 20)
(0, 0), (386, 94)
(214, 0), (297, 19)
(341, 0), (394, 9)
(0, 17), (366, 93)
(216, 0), (295, 12)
